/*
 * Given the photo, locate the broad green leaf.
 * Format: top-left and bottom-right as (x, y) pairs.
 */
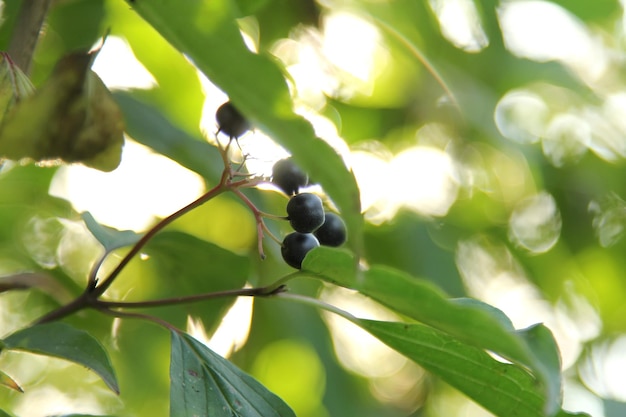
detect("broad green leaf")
(355, 319), (587, 417)
(1, 322), (119, 394)
(113, 91), (223, 182)
(106, 0), (206, 135)
(0, 368), (22, 392)
(140, 231), (249, 332)
(170, 331), (296, 417)
(0, 410), (14, 417)
(302, 246), (560, 414)
(82, 211), (141, 253)
(126, 0), (363, 258)
(45, 0), (106, 52)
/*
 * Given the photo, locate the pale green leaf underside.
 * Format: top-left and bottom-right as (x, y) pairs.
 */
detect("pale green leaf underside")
(82, 211), (142, 252)
(2, 323), (119, 394)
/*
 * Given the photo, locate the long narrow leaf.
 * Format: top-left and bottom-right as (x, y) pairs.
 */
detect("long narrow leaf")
(303, 246), (561, 414)
(361, 319), (544, 416)
(113, 92), (224, 182)
(356, 319), (587, 417)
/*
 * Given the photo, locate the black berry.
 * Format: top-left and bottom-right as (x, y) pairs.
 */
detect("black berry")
(216, 101), (250, 138)
(281, 232), (319, 269)
(314, 212), (347, 247)
(286, 193), (325, 233)
(272, 158), (308, 195)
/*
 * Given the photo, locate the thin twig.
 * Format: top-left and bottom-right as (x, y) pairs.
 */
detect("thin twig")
(274, 292), (359, 323)
(33, 129), (288, 325)
(231, 188), (269, 257)
(96, 307), (179, 332)
(35, 293), (93, 324)
(261, 222), (283, 245)
(96, 284), (286, 309)
(91, 183), (229, 297)
(87, 252), (107, 291)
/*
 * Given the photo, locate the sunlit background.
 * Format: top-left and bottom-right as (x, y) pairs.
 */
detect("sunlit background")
(3, 0), (626, 416)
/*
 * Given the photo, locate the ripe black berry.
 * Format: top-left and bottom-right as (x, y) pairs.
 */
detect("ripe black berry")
(314, 212), (347, 247)
(215, 101), (250, 138)
(286, 193), (325, 233)
(281, 232), (319, 269)
(272, 157), (308, 195)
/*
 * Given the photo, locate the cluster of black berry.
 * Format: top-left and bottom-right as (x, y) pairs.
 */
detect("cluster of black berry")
(216, 100), (347, 269)
(273, 159), (347, 268)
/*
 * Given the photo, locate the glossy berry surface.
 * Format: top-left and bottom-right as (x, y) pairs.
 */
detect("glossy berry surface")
(286, 193), (325, 233)
(272, 157), (308, 195)
(215, 101), (250, 138)
(281, 232), (319, 269)
(314, 212), (347, 247)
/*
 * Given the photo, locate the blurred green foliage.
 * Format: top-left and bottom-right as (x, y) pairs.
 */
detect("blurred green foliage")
(1, 0), (626, 416)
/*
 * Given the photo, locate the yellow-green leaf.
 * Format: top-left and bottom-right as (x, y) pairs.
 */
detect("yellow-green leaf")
(0, 369), (23, 393)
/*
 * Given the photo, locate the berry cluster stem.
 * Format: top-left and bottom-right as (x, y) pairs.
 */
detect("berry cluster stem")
(92, 183), (229, 298)
(230, 188), (283, 258)
(34, 131), (288, 327)
(36, 183), (229, 324)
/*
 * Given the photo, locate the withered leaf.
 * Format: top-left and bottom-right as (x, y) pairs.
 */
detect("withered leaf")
(0, 49), (125, 171)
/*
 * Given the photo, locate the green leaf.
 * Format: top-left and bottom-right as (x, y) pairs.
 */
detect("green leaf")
(126, 0), (363, 258)
(0, 410), (14, 417)
(141, 231), (249, 331)
(108, 0), (206, 135)
(82, 211), (141, 253)
(170, 331), (296, 417)
(450, 297), (515, 331)
(2, 322), (119, 394)
(113, 92), (224, 182)
(302, 247), (560, 413)
(517, 324), (563, 415)
(355, 319), (580, 417)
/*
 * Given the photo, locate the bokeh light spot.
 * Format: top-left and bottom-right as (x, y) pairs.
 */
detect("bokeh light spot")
(495, 90), (548, 145)
(251, 340), (326, 417)
(580, 336), (626, 402)
(429, 0), (489, 52)
(508, 192), (561, 254)
(390, 146), (459, 217)
(542, 113), (590, 167)
(50, 140), (205, 232)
